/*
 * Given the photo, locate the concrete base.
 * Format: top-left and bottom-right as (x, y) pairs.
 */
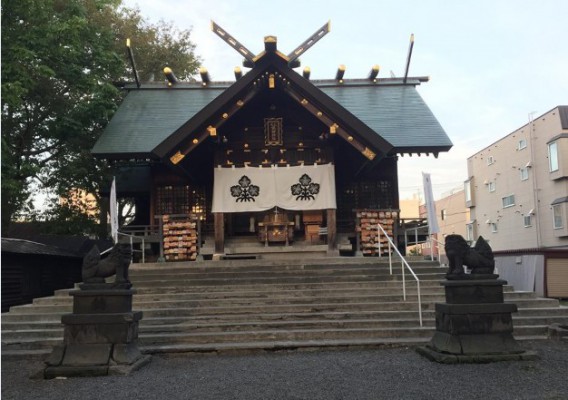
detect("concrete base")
(44, 350), (151, 378)
(416, 346), (539, 364)
(43, 287), (149, 378)
(548, 324), (568, 341)
(418, 276), (537, 364)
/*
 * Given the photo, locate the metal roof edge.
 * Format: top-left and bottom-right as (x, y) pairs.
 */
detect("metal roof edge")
(121, 76), (430, 91)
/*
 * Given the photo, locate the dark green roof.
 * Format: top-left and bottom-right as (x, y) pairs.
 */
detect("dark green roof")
(319, 85), (451, 150)
(92, 87), (225, 157)
(93, 78), (451, 158)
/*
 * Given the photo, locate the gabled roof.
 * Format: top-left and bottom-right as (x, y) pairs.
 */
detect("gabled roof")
(93, 45), (451, 161)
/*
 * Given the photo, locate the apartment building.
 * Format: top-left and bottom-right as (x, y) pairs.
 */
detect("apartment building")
(465, 106), (568, 297)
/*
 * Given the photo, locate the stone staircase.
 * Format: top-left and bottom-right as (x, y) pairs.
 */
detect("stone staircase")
(2, 258), (568, 359)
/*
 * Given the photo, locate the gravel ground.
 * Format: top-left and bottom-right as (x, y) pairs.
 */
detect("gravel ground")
(2, 341), (567, 400)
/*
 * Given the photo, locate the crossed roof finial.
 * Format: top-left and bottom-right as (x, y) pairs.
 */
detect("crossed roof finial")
(211, 20), (331, 68)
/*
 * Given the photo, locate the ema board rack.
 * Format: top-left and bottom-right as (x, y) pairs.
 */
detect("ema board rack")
(161, 214), (201, 261)
(355, 209), (398, 256)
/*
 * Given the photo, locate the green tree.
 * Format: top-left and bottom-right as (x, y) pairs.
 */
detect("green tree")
(1, 0), (200, 234)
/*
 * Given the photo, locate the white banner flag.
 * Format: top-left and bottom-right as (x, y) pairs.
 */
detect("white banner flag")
(212, 164), (336, 213)
(110, 177), (118, 243)
(422, 172), (439, 234)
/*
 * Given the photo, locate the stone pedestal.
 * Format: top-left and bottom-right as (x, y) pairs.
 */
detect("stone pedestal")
(417, 275), (538, 363)
(44, 287), (151, 378)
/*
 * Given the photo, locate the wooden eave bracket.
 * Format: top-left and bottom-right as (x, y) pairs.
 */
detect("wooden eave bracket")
(285, 86), (378, 161)
(166, 84), (259, 165)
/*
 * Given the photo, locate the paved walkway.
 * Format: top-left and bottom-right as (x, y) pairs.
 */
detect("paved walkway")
(2, 341), (567, 400)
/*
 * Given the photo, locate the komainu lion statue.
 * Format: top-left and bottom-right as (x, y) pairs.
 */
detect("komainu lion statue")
(444, 235), (495, 276)
(82, 244), (132, 287)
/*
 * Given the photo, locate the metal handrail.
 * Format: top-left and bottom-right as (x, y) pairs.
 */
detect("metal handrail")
(376, 223), (423, 327)
(117, 231), (145, 264)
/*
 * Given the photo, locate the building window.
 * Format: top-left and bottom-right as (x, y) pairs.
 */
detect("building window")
(552, 204), (564, 229)
(548, 141), (559, 172)
(466, 223), (474, 241)
(520, 167), (529, 181)
(517, 139), (527, 150)
(441, 209), (447, 220)
(464, 180), (472, 203)
(523, 215), (532, 227)
(487, 156), (495, 166)
(488, 181), (496, 192)
(155, 185), (207, 219)
(502, 194), (515, 208)
(490, 223), (498, 233)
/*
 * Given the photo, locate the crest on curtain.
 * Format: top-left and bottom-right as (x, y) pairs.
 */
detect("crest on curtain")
(230, 175), (260, 202)
(291, 174), (320, 200)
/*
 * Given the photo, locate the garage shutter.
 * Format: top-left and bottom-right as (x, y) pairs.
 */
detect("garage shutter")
(547, 258), (568, 297)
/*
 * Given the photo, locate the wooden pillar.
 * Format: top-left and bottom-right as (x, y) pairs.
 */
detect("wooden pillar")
(214, 212), (225, 255)
(327, 208), (337, 254)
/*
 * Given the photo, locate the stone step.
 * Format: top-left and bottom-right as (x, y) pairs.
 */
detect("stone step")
(48, 280), (447, 297)
(3, 310), (567, 335)
(139, 327), (437, 344)
(8, 294), (555, 316)
(129, 259), (440, 273)
(2, 332), (551, 361)
(125, 273), (446, 287)
(138, 337), (433, 355)
(127, 267), (446, 281)
(26, 291), (540, 313)
(516, 307), (568, 316)
(2, 318), (435, 340)
(124, 279), (447, 293)
(43, 287), (534, 304)
(3, 324), (551, 352)
(35, 287), (450, 305)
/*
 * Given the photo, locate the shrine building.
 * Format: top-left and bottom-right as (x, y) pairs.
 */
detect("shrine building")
(92, 23), (452, 259)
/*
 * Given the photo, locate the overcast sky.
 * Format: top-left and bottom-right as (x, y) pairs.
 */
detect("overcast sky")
(122, 0), (567, 200)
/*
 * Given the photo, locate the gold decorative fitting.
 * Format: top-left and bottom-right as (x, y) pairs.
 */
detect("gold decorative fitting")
(301, 99), (308, 105)
(362, 147), (376, 160)
(298, 142), (304, 147)
(330, 123), (338, 134)
(269, 74), (275, 89)
(170, 151), (185, 165)
(207, 126), (217, 137)
(317, 111), (323, 117)
(244, 143), (249, 148)
(222, 113), (229, 119)
(192, 138), (199, 144)
(237, 100), (244, 107)
(348, 136), (353, 142)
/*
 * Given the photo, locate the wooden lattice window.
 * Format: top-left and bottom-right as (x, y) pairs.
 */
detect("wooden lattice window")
(336, 180), (395, 232)
(155, 185), (207, 219)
